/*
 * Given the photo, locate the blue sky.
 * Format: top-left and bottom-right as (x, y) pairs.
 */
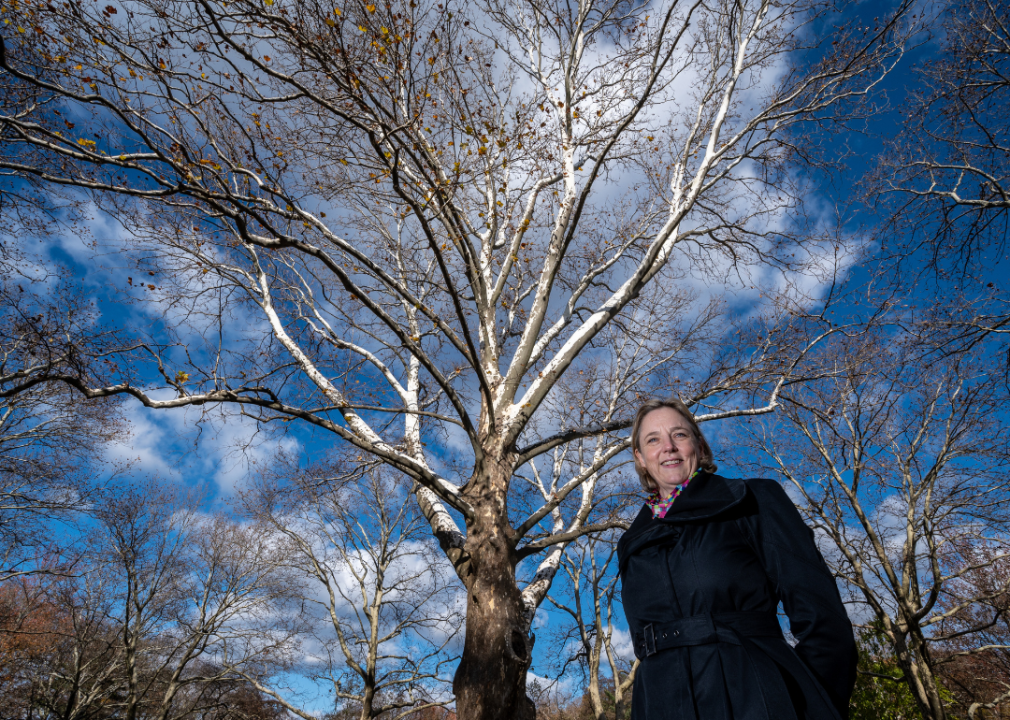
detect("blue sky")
(5, 0), (1010, 712)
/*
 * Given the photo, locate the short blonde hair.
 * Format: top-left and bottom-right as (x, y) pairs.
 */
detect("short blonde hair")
(630, 398), (717, 493)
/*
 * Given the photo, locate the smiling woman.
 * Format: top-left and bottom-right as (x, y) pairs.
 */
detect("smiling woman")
(619, 398), (857, 720)
(631, 399), (717, 507)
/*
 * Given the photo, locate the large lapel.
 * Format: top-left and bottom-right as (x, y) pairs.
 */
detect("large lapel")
(617, 473), (749, 575)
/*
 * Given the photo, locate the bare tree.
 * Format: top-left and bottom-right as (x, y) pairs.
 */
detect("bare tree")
(544, 531), (637, 720)
(0, 572), (288, 720)
(738, 323), (1010, 720)
(3, 481), (297, 720)
(876, 0), (1010, 278)
(933, 542), (1010, 720)
(0, 0), (918, 714)
(242, 458), (461, 720)
(0, 278), (125, 582)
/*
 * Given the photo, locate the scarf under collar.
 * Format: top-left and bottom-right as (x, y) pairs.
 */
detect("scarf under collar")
(646, 469), (700, 518)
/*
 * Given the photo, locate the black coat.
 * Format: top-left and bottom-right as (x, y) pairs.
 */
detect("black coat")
(617, 472), (857, 720)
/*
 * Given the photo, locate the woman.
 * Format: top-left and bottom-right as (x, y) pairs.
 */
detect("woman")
(617, 398), (857, 720)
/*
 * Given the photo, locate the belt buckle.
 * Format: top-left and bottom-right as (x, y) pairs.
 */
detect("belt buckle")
(642, 623), (657, 657)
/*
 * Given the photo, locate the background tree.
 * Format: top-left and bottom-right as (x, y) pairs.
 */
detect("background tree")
(738, 317), (1010, 720)
(933, 542), (1010, 719)
(0, 481), (297, 720)
(242, 458), (462, 720)
(543, 531), (636, 720)
(527, 679), (583, 720)
(0, 575), (75, 719)
(877, 0), (1010, 278)
(862, 4), (1010, 708)
(849, 622), (929, 720)
(0, 0), (919, 715)
(0, 277), (124, 582)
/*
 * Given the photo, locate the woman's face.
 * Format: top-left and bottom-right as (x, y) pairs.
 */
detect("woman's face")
(634, 407), (700, 499)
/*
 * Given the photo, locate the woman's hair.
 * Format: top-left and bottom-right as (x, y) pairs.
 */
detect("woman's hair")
(630, 397), (717, 492)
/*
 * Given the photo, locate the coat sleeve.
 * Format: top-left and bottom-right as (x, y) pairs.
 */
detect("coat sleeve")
(745, 478), (858, 720)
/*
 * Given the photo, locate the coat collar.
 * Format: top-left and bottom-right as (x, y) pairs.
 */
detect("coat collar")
(661, 471), (748, 522)
(616, 472), (748, 574)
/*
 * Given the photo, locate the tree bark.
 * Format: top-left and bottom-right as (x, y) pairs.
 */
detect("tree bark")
(907, 630), (948, 720)
(453, 447), (535, 720)
(890, 622), (948, 720)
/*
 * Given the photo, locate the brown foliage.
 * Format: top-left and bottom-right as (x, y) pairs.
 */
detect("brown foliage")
(935, 543), (1010, 719)
(0, 577), (73, 719)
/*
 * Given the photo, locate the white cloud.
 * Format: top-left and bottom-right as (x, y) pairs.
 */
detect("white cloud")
(103, 395), (301, 493)
(104, 402), (186, 479)
(608, 626), (635, 664)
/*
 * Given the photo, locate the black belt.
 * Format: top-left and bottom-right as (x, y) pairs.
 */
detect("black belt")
(632, 611), (783, 660)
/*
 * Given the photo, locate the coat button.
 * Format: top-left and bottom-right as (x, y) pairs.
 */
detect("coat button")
(662, 632), (667, 638)
(673, 630), (680, 637)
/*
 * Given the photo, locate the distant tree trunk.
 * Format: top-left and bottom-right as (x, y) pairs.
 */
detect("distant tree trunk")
(890, 626), (947, 720)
